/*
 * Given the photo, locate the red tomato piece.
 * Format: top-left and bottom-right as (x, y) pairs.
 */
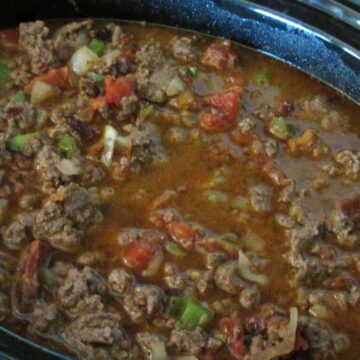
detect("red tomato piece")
(219, 318), (245, 359)
(167, 221), (196, 251)
(122, 239), (160, 271)
(19, 240), (49, 309)
(205, 92), (239, 120)
(0, 29), (20, 44)
(198, 110), (236, 132)
(201, 41), (238, 70)
(104, 75), (135, 106)
(25, 66), (70, 94)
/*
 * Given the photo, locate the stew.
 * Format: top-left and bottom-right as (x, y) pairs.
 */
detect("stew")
(0, 19), (359, 359)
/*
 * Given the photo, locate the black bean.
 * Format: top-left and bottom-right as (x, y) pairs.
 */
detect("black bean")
(68, 117), (93, 141)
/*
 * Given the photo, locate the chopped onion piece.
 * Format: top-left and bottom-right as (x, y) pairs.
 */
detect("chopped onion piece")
(142, 250), (164, 277)
(31, 81), (58, 105)
(101, 125), (118, 167)
(148, 339), (168, 360)
(56, 159), (83, 176)
(256, 307), (298, 360)
(175, 356), (198, 360)
(238, 250), (268, 285)
(70, 46), (99, 75)
(165, 76), (185, 96)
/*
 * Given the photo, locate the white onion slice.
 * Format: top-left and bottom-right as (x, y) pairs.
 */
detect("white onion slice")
(31, 81), (58, 105)
(70, 46), (99, 75)
(238, 249), (268, 285)
(101, 125), (118, 167)
(56, 159), (83, 176)
(256, 307), (298, 360)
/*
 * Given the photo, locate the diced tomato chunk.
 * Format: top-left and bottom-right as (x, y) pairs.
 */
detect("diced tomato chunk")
(0, 29), (20, 44)
(205, 92), (239, 120)
(199, 110), (236, 133)
(219, 318), (245, 359)
(201, 41), (238, 70)
(199, 92), (239, 132)
(167, 221), (196, 251)
(104, 75), (135, 106)
(149, 212), (196, 251)
(122, 239), (160, 271)
(25, 66), (70, 94)
(19, 240), (49, 309)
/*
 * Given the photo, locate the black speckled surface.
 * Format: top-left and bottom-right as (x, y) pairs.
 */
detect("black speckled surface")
(0, 0), (359, 359)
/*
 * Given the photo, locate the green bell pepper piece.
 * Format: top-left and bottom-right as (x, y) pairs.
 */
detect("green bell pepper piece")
(58, 133), (77, 158)
(88, 39), (106, 57)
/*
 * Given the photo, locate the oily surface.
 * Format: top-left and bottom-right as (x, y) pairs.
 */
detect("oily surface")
(0, 20), (359, 359)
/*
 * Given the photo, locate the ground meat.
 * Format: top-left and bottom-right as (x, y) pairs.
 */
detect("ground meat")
(278, 179), (295, 203)
(285, 220), (328, 284)
(108, 268), (134, 294)
(58, 267), (105, 307)
(299, 315), (349, 359)
(264, 139), (278, 157)
(117, 95), (139, 122)
(239, 285), (260, 310)
(326, 209), (357, 248)
(0, 102), (38, 138)
(117, 228), (167, 247)
(123, 122), (168, 170)
(128, 285), (164, 323)
(19, 21), (56, 74)
(2, 213), (34, 250)
(302, 95), (349, 132)
(62, 313), (139, 360)
(35, 145), (72, 193)
(54, 20), (93, 61)
(238, 117), (256, 134)
(248, 184), (272, 212)
(171, 36), (198, 61)
(252, 104), (275, 121)
(169, 327), (222, 356)
(34, 184), (102, 252)
(19, 193), (40, 210)
(101, 23), (124, 50)
(297, 285), (360, 317)
(211, 297), (239, 316)
(186, 269), (214, 294)
(29, 300), (57, 334)
(51, 101), (77, 125)
(334, 150), (360, 180)
(163, 263), (187, 290)
(214, 260), (246, 294)
(205, 252), (228, 270)
(275, 213), (296, 229)
(108, 268), (165, 324)
(79, 78), (101, 97)
(135, 43), (169, 103)
(51, 261), (75, 281)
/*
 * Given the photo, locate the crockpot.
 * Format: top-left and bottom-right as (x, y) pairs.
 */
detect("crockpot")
(0, 0), (359, 359)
